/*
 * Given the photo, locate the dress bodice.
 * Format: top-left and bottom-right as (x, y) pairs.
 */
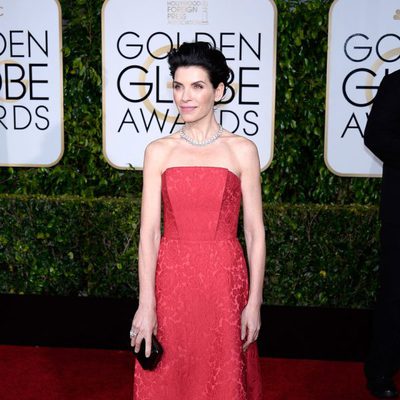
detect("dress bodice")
(162, 166), (241, 241)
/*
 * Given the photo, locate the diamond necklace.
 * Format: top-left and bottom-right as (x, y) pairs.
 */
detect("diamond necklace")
(180, 124), (223, 147)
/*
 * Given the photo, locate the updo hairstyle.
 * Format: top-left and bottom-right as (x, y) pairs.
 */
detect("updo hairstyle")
(167, 41), (232, 97)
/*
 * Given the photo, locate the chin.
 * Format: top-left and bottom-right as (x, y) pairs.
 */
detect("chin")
(180, 116), (199, 124)
(180, 113), (211, 125)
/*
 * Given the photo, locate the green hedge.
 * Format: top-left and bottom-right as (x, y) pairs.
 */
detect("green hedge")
(265, 204), (379, 307)
(0, 0), (381, 204)
(0, 195), (380, 308)
(0, 195), (140, 298)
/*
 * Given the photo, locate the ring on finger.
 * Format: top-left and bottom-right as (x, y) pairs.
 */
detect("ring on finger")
(130, 330), (138, 338)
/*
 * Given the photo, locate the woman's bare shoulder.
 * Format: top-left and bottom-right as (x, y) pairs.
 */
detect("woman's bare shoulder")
(143, 134), (181, 172)
(221, 132), (260, 174)
(145, 133), (180, 154)
(222, 132), (258, 156)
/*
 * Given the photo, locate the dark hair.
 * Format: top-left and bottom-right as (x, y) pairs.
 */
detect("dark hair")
(167, 42), (232, 92)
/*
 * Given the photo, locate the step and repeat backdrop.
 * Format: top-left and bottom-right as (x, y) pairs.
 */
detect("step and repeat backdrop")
(325, 0), (400, 177)
(0, 0), (63, 167)
(102, 0), (277, 170)
(1, 0), (400, 176)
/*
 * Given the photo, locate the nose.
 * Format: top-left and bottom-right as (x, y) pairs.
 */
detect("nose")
(181, 88), (191, 102)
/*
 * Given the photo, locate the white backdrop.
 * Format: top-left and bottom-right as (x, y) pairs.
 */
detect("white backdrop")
(102, 0), (277, 170)
(0, 0), (63, 167)
(325, 0), (400, 177)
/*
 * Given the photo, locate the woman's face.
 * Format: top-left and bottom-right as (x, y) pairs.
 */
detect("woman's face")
(172, 66), (224, 124)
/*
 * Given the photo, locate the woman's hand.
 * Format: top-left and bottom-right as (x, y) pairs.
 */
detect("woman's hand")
(130, 305), (158, 357)
(241, 303), (261, 352)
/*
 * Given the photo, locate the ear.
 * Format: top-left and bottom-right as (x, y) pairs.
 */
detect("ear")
(214, 82), (225, 103)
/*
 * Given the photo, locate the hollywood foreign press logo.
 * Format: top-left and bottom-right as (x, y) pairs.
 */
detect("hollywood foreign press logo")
(167, 1), (208, 25)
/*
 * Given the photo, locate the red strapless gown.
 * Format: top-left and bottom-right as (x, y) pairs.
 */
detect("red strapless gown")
(133, 166), (262, 400)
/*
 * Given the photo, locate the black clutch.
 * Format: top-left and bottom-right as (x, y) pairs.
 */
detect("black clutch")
(133, 334), (163, 371)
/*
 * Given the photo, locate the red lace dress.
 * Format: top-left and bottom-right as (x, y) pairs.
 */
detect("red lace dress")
(133, 166), (262, 400)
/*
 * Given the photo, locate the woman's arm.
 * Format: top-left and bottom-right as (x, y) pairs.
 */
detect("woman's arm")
(131, 141), (164, 357)
(238, 139), (266, 351)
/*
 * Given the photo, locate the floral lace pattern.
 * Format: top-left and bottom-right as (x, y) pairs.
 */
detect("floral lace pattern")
(134, 167), (262, 400)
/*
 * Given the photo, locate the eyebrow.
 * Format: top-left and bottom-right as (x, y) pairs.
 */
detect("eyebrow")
(173, 80), (207, 85)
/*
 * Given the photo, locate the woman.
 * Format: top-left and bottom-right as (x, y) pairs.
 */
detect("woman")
(130, 41), (265, 400)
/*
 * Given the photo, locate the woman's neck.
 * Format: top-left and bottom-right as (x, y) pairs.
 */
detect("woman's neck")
(183, 118), (220, 142)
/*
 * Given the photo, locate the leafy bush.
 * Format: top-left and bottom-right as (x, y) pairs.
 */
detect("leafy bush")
(0, 195), (140, 298)
(263, 204), (379, 307)
(0, 195), (379, 308)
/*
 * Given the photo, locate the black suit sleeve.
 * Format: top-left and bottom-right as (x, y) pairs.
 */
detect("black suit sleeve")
(364, 72), (400, 168)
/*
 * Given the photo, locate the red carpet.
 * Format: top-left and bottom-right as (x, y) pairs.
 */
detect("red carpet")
(0, 345), (397, 399)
